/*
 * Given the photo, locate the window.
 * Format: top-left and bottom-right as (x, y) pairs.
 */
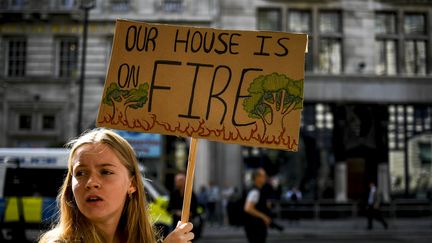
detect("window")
(302, 103), (333, 137)
(9, 0), (25, 9)
(57, 37), (78, 78)
(6, 37), (26, 77)
(163, 0), (183, 12)
(288, 10), (313, 72)
(404, 13), (426, 35)
(376, 12), (397, 35)
(259, 8), (343, 73)
(404, 13), (427, 75)
(405, 40), (426, 75)
(318, 11), (342, 74)
(111, 0), (129, 12)
(58, 0), (76, 9)
(375, 12), (398, 75)
(319, 39), (341, 74)
(42, 115), (56, 130)
(288, 10), (311, 33)
(19, 114), (32, 130)
(388, 105), (432, 196)
(319, 11), (341, 33)
(257, 9), (282, 31)
(376, 40), (397, 75)
(387, 105), (431, 150)
(375, 12), (428, 76)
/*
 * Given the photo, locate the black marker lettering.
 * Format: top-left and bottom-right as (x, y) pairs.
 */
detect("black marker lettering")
(174, 29), (190, 53)
(125, 25), (137, 51)
(146, 26), (158, 51)
(117, 63), (130, 88)
(253, 35), (272, 56)
(275, 37), (289, 57)
(229, 33), (241, 55)
(232, 68), (262, 127)
(206, 65), (232, 124)
(191, 31), (203, 53)
(136, 26), (147, 51)
(178, 63), (214, 119)
(214, 33), (229, 54)
(148, 60), (181, 112)
(203, 32), (215, 53)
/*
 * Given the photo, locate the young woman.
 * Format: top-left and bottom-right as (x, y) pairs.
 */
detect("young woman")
(39, 128), (194, 243)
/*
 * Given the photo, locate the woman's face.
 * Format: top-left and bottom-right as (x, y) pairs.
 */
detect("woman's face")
(71, 143), (136, 224)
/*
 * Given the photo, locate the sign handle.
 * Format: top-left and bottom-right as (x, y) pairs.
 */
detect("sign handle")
(181, 137), (199, 223)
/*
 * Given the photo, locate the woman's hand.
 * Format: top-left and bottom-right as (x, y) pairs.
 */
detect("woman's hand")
(163, 222), (194, 243)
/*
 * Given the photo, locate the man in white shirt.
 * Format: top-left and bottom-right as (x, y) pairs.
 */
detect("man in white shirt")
(366, 182), (388, 230)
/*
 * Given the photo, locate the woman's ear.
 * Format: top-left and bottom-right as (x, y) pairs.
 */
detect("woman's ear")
(128, 178), (137, 194)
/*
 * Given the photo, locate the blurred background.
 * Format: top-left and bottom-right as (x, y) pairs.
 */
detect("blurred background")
(0, 0), (431, 242)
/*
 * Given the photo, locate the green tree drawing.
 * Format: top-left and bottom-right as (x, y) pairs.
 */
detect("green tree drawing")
(102, 83), (149, 124)
(243, 72), (303, 139)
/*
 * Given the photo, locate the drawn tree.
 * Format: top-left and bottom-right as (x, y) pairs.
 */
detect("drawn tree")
(243, 72), (303, 140)
(102, 83), (149, 124)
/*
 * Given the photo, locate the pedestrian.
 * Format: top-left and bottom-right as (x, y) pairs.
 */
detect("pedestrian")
(286, 187), (302, 223)
(221, 183), (234, 225)
(243, 168), (272, 243)
(197, 185), (208, 209)
(168, 172), (198, 232)
(38, 128), (194, 243)
(206, 181), (221, 225)
(366, 181), (388, 230)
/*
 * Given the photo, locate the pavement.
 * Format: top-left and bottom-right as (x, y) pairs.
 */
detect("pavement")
(199, 217), (432, 242)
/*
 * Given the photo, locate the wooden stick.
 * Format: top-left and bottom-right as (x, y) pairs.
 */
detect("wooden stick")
(181, 137), (199, 223)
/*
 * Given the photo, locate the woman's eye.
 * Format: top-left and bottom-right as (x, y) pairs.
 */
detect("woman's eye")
(101, 169), (114, 175)
(74, 171), (85, 177)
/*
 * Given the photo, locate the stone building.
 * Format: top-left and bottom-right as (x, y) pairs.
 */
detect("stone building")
(1, 0), (431, 200)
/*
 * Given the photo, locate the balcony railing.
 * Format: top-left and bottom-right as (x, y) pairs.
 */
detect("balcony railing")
(0, 0), (79, 13)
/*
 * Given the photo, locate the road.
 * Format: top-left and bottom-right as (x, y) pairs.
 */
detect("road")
(197, 218), (432, 243)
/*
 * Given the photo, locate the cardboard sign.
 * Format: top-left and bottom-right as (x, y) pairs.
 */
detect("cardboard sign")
(97, 20), (307, 151)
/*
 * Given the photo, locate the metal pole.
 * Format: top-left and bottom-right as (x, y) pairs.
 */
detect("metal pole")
(403, 105), (409, 197)
(77, 7), (89, 135)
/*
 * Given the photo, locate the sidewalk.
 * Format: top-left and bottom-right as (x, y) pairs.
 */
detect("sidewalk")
(201, 217), (432, 239)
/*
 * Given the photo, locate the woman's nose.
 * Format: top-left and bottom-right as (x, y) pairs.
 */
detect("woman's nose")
(85, 174), (101, 189)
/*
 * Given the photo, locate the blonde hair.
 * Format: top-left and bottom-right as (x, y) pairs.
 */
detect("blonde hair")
(39, 128), (157, 243)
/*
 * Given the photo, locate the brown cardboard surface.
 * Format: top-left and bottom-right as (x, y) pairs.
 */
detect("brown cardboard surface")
(97, 20), (307, 151)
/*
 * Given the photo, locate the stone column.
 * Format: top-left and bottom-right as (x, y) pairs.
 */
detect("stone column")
(194, 139), (212, 192)
(220, 143), (243, 190)
(378, 163), (390, 203)
(335, 162), (347, 202)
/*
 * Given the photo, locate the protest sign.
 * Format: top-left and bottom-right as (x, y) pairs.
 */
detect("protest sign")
(97, 19), (307, 151)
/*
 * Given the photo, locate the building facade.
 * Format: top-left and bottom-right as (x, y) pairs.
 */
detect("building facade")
(1, 0), (431, 200)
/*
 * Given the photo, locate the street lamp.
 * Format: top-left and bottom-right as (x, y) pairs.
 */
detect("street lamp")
(77, 0), (95, 135)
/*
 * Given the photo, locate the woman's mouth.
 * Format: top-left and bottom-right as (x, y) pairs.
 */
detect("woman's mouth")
(86, 195), (103, 202)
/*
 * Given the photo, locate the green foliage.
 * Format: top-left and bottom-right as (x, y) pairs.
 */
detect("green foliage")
(243, 73), (303, 122)
(102, 83), (149, 109)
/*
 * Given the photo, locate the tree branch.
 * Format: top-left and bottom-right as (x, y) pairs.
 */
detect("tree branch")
(282, 102), (295, 115)
(278, 89), (286, 112)
(124, 101), (141, 107)
(258, 111), (272, 125)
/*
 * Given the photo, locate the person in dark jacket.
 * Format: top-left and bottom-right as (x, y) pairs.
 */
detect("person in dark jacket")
(243, 168), (271, 243)
(168, 172), (198, 231)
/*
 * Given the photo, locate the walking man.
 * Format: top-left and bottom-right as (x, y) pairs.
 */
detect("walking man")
(244, 168), (272, 243)
(366, 181), (388, 230)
